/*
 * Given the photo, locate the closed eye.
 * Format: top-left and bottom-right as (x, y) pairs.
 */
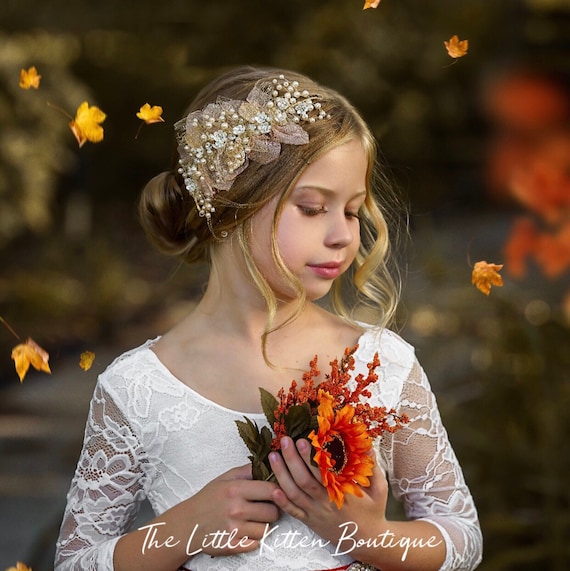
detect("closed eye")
(299, 205), (327, 216)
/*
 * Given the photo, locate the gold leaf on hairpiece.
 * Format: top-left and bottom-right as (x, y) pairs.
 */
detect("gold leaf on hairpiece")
(69, 101), (106, 147)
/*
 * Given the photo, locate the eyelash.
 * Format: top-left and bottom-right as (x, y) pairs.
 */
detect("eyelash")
(298, 206), (360, 220)
(299, 206), (327, 216)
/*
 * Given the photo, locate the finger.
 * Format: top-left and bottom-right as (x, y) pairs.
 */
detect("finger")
(220, 463), (254, 481)
(271, 484), (308, 521)
(295, 438), (322, 482)
(241, 521), (275, 542)
(243, 499), (280, 524)
(365, 463), (389, 502)
(225, 479), (279, 503)
(268, 448), (310, 515)
(279, 437), (323, 497)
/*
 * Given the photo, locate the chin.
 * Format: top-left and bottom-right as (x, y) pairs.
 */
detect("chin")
(303, 284), (335, 302)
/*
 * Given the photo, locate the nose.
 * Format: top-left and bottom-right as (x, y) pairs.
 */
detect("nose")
(324, 212), (355, 249)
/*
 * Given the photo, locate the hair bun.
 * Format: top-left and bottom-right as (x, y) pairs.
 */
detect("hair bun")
(138, 171), (207, 262)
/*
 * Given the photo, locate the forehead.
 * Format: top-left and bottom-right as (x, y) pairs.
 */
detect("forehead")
(293, 140), (368, 189)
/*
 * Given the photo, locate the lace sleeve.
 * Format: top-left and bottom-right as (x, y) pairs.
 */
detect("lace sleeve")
(55, 380), (148, 570)
(379, 360), (483, 571)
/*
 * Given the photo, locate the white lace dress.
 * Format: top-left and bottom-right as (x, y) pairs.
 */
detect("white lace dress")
(55, 327), (482, 571)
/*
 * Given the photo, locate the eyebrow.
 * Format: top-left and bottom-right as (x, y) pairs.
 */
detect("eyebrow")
(294, 185), (367, 199)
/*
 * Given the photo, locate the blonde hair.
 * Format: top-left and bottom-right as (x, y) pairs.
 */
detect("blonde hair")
(139, 66), (402, 346)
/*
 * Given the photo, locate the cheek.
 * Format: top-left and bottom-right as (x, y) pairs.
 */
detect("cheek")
(275, 229), (302, 268)
(343, 223), (362, 266)
(274, 210), (305, 262)
(349, 231), (361, 260)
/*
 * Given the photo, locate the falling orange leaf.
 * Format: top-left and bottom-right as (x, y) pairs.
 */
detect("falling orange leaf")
(69, 101), (106, 147)
(472, 261), (504, 296)
(11, 337), (51, 383)
(19, 66), (41, 89)
(79, 351), (96, 371)
(444, 35), (469, 59)
(5, 562), (32, 571)
(136, 103), (164, 124)
(363, 0), (381, 8)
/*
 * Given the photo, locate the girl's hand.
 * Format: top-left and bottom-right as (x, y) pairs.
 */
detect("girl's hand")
(115, 464), (280, 570)
(268, 437), (388, 544)
(182, 464), (280, 557)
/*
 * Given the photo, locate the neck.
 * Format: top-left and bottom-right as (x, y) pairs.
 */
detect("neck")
(192, 244), (308, 344)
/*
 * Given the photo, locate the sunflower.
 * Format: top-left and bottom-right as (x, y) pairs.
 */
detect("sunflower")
(309, 390), (374, 509)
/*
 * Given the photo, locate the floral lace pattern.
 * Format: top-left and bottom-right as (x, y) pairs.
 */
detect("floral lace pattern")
(55, 328), (482, 571)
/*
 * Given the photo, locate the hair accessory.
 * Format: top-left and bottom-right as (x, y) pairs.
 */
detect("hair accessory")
(175, 75), (329, 219)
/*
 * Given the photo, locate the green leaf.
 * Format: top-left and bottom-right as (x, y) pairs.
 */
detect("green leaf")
(259, 425), (273, 454)
(236, 418), (277, 481)
(284, 403), (312, 440)
(309, 414), (319, 433)
(260, 387), (279, 427)
(252, 457), (274, 482)
(235, 417), (265, 455)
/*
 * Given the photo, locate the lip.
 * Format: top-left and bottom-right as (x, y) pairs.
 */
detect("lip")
(307, 262), (343, 279)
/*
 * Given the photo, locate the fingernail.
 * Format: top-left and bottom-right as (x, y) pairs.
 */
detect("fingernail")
(297, 439), (309, 452)
(280, 437), (290, 449)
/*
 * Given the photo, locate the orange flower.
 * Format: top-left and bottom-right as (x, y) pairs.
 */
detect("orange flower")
(309, 390), (374, 509)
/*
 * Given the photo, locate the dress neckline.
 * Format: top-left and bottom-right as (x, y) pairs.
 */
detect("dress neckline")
(142, 329), (372, 417)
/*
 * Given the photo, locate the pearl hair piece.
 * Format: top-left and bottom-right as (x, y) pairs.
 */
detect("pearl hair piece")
(175, 75), (329, 220)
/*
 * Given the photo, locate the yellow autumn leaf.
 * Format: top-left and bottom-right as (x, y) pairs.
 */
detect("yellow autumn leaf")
(472, 261), (504, 296)
(19, 66), (41, 89)
(137, 103), (164, 124)
(79, 350), (95, 371)
(5, 562), (32, 571)
(69, 101), (106, 147)
(363, 0), (381, 8)
(444, 35), (469, 59)
(11, 337), (51, 383)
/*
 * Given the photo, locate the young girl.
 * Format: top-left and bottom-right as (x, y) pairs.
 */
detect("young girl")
(55, 66), (482, 571)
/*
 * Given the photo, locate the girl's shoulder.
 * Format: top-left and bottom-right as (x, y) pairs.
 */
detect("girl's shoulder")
(101, 336), (157, 370)
(356, 324), (417, 371)
(353, 325), (419, 410)
(96, 337), (171, 395)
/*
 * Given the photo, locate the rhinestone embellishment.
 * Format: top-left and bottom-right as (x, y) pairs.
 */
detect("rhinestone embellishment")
(175, 75), (329, 220)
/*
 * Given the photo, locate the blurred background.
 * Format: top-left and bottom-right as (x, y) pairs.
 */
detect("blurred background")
(1, 0), (569, 569)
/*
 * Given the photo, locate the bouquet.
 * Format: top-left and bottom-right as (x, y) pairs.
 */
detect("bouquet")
(236, 346), (408, 509)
